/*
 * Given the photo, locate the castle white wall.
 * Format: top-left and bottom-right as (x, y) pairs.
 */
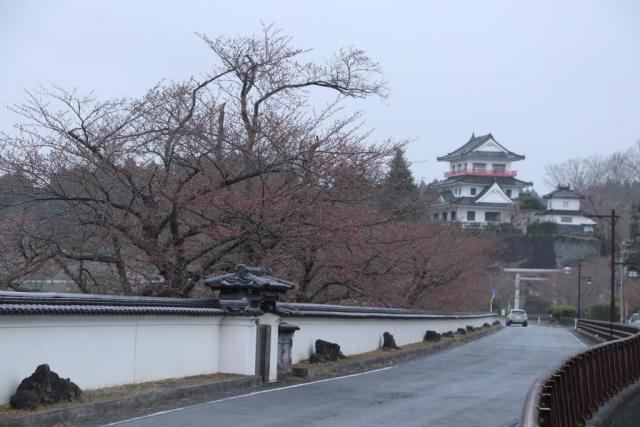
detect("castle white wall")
(547, 198), (581, 211)
(537, 214), (595, 226)
(288, 314), (496, 364)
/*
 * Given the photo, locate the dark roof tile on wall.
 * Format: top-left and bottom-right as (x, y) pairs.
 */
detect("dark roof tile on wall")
(0, 303), (225, 316)
(276, 302), (491, 319)
(0, 291), (260, 316)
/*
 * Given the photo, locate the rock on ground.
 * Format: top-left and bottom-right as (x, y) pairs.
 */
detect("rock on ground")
(310, 339), (345, 363)
(424, 330), (441, 342)
(10, 364), (82, 410)
(382, 332), (399, 350)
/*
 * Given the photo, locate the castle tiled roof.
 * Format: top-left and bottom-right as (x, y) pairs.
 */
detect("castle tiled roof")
(435, 184), (512, 208)
(437, 133), (525, 161)
(543, 185), (584, 199)
(430, 175), (533, 188)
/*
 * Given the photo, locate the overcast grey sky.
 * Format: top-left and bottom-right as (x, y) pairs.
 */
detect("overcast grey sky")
(2, 0), (639, 193)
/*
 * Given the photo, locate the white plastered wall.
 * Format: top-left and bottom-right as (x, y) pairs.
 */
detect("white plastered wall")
(217, 317), (258, 377)
(288, 315), (496, 364)
(0, 315), (223, 405)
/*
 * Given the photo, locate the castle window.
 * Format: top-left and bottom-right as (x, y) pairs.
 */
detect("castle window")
(506, 189), (512, 197)
(451, 211), (456, 220)
(561, 216), (572, 223)
(485, 212), (501, 222)
(470, 188), (477, 196)
(472, 163), (486, 171)
(442, 212), (448, 221)
(467, 211), (475, 221)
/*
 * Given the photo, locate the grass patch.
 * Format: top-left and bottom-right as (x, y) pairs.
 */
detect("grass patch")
(293, 325), (498, 369)
(0, 372), (240, 416)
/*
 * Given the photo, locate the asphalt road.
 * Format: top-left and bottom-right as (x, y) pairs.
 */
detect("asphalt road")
(106, 325), (587, 427)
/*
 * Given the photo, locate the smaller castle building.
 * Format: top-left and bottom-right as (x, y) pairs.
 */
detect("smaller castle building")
(534, 185), (595, 234)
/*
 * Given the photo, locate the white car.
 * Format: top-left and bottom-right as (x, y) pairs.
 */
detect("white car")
(506, 309), (528, 327)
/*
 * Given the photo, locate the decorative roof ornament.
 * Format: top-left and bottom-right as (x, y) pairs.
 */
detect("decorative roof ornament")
(204, 264), (295, 310)
(204, 264), (295, 292)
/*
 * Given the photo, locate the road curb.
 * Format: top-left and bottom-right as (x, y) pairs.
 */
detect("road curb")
(0, 375), (261, 427)
(292, 325), (503, 378)
(575, 326), (608, 344)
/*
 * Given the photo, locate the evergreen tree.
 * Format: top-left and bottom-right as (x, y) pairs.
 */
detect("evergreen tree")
(384, 148), (417, 193)
(628, 202), (640, 266)
(380, 148), (419, 214)
(630, 202), (640, 243)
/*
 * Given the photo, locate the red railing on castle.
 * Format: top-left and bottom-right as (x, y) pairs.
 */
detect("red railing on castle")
(444, 168), (518, 178)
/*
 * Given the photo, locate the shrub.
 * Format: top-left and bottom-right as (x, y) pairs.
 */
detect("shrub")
(519, 196), (544, 210)
(527, 221), (558, 235)
(585, 303), (620, 321)
(547, 305), (577, 320)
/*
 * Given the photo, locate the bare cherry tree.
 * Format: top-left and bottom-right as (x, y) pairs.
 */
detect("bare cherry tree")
(0, 26), (389, 296)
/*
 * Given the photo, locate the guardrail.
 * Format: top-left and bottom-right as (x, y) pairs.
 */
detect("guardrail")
(575, 319), (639, 342)
(520, 320), (640, 427)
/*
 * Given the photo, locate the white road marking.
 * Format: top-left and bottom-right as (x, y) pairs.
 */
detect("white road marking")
(102, 366), (396, 426)
(568, 330), (588, 348)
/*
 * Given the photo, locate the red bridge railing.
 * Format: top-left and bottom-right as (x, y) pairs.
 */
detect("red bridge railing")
(520, 319), (640, 427)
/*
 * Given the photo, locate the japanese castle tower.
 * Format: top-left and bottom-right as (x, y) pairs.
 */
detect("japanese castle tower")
(427, 133), (532, 225)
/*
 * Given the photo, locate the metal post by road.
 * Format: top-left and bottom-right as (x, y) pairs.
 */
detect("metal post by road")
(620, 242), (626, 323)
(610, 209), (616, 339)
(577, 261), (582, 319)
(514, 273), (520, 310)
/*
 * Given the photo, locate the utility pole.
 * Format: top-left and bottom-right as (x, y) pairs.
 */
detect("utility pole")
(587, 209), (618, 340)
(620, 242), (628, 323)
(611, 209), (616, 338)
